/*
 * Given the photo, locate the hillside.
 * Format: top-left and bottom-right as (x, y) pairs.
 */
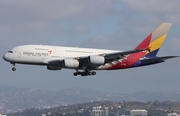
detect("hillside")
(0, 85), (180, 113)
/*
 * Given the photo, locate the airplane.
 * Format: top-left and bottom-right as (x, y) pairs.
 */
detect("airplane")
(3, 23), (179, 76)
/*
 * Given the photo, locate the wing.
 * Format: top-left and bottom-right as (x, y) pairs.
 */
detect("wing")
(48, 48), (148, 70)
(102, 49), (148, 61)
(78, 48), (148, 69)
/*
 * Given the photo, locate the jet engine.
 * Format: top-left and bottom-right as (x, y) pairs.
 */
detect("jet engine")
(64, 59), (79, 68)
(47, 66), (62, 70)
(89, 55), (105, 65)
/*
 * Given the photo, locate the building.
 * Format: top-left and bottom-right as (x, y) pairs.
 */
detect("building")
(148, 109), (167, 116)
(89, 106), (108, 116)
(167, 113), (180, 116)
(0, 114), (7, 116)
(118, 109), (147, 116)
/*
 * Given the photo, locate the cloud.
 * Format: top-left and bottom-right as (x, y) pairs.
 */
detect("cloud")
(1, 0), (179, 51)
(0, 0), (180, 93)
(0, 0), (116, 24)
(118, 0), (180, 25)
(121, 0), (179, 14)
(75, 24), (90, 34)
(170, 37), (180, 50)
(0, 0), (117, 46)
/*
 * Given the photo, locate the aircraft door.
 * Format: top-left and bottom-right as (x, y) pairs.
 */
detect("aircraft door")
(12, 51), (17, 60)
(18, 52), (21, 58)
(53, 48), (56, 54)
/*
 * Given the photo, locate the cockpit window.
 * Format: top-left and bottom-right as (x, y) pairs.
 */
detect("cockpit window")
(8, 51), (13, 53)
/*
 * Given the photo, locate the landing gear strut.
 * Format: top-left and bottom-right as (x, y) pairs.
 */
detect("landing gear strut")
(73, 70), (96, 76)
(11, 63), (16, 71)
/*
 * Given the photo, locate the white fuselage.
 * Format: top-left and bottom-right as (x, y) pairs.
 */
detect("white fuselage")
(3, 45), (120, 68)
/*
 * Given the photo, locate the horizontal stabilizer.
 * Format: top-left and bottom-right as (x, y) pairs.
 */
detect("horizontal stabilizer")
(141, 56), (179, 62)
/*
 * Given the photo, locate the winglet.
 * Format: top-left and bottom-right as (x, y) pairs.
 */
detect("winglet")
(135, 23), (172, 57)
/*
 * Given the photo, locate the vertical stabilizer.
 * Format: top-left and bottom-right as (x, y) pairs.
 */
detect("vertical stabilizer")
(135, 23), (172, 57)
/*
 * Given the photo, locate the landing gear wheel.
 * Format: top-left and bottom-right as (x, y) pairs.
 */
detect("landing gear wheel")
(92, 72), (96, 75)
(81, 72), (86, 76)
(88, 72), (92, 75)
(73, 71), (81, 76)
(12, 67), (16, 71)
(73, 70), (97, 76)
(73, 73), (77, 76)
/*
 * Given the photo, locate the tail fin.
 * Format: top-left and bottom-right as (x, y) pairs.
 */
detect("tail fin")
(135, 23), (172, 57)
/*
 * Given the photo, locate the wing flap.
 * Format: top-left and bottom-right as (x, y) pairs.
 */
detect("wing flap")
(103, 48), (148, 60)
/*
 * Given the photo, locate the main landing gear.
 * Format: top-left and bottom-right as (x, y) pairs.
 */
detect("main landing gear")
(73, 70), (96, 76)
(11, 63), (16, 71)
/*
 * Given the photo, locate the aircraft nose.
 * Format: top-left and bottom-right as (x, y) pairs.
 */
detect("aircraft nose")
(3, 53), (9, 61)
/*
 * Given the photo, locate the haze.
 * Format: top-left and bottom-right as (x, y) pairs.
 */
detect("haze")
(0, 0), (180, 93)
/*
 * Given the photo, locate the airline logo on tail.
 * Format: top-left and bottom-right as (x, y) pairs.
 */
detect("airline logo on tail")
(145, 23), (172, 57)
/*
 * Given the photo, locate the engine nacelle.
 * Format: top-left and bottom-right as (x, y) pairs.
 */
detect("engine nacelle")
(64, 59), (79, 68)
(89, 55), (105, 65)
(47, 66), (62, 70)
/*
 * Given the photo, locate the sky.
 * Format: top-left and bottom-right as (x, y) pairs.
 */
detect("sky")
(0, 0), (180, 94)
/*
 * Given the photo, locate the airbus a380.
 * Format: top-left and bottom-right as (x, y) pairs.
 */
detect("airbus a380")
(3, 23), (179, 76)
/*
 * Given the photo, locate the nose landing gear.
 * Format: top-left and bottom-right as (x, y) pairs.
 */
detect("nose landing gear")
(12, 67), (16, 71)
(11, 63), (16, 71)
